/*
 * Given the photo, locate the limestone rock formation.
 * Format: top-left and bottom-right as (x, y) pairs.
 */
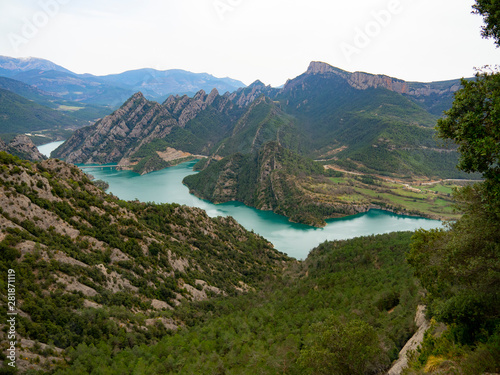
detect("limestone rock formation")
(304, 61), (460, 97)
(0, 134), (46, 161)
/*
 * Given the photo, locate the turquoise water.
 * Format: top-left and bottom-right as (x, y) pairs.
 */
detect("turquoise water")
(37, 141), (443, 259)
(79, 161), (443, 259)
(38, 140), (65, 157)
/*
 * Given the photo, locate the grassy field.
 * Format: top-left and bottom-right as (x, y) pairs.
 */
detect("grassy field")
(296, 174), (462, 221)
(57, 104), (84, 111)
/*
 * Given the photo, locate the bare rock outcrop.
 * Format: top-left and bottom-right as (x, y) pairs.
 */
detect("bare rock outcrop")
(387, 305), (430, 375)
(304, 61), (460, 97)
(0, 134), (46, 161)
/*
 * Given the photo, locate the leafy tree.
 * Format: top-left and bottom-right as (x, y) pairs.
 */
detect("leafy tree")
(298, 316), (388, 375)
(408, 0), (500, 346)
(436, 69), (500, 210)
(473, 0), (500, 46)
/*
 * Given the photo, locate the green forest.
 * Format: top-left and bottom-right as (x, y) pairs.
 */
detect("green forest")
(37, 232), (423, 374)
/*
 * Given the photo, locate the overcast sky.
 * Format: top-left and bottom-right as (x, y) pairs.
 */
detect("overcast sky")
(1, 0), (499, 87)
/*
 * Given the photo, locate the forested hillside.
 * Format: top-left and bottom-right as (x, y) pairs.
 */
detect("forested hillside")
(0, 152), (289, 373)
(0, 89), (80, 136)
(48, 232), (421, 374)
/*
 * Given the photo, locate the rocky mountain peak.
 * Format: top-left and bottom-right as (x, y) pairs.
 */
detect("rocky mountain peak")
(128, 91), (146, 101)
(119, 91), (149, 110)
(193, 89), (207, 101)
(207, 88), (220, 105)
(163, 94), (176, 106)
(249, 80), (266, 88)
(306, 61), (348, 76)
(301, 61), (456, 96)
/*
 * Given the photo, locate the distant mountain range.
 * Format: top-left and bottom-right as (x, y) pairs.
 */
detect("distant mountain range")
(0, 56), (246, 107)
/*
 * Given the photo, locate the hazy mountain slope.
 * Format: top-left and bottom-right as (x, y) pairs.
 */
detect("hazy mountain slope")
(0, 76), (58, 106)
(98, 68), (245, 100)
(0, 76), (113, 124)
(0, 88), (81, 134)
(0, 55), (73, 76)
(11, 69), (133, 107)
(0, 55), (245, 107)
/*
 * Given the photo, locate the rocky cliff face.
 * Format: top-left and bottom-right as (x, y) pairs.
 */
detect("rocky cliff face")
(163, 88), (228, 127)
(52, 85), (285, 170)
(303, 61), (460, 97)
(228, 80), (277, 107)
(0, 134), (46, 161)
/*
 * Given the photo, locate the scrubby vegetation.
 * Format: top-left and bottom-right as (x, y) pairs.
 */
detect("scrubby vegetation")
(0, 152), (290, 373)
(50, 232), (420, 374)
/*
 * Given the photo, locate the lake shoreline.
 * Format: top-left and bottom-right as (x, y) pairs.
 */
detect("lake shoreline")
(37, 141), (444, 259)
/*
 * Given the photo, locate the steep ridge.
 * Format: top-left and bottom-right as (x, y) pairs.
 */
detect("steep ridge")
(304, 61), (461, 97)
(184, 142), (369, 227)
(52, 90), (242, 173)
(0, 152), (290, 371)
(303, 61), (461, 116)
(53, 92), (178, 164)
